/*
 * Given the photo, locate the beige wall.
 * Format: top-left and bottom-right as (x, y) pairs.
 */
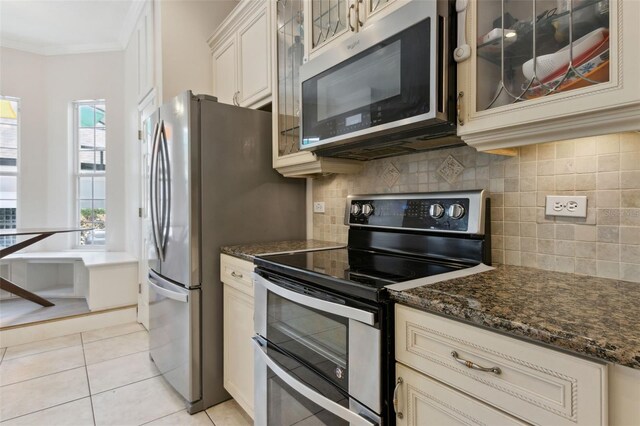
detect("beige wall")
(311, 132), (640, 282)
(158, 0), (237, 102)
(0, 47), (126, 251)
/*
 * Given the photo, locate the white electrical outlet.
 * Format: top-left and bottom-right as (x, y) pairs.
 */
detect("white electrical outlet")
(545, 195), (588, 217)
(313, 202), (325, 213)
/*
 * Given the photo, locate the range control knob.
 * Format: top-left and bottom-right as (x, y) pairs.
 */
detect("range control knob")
(429, 203), (445, 219)
(362, 203), (374, 217)
(448, 203), (466, 219)
(350, 203), (361, 216)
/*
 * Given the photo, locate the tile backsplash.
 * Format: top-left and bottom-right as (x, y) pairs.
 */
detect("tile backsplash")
(311, 132), (640, 282)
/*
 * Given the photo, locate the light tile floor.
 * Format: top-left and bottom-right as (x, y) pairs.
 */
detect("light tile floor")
(0, 323), (253, 426)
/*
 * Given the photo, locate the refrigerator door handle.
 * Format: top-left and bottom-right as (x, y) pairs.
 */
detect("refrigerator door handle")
(148, 277), (188, 303)
(149, 122), (163, 262)
(159, 121), (171, 255)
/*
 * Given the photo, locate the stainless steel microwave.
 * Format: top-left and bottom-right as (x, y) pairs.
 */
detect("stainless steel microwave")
(300, 0), (461, 161)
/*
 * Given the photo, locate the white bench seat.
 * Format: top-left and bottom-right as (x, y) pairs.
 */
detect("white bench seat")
(1, 251), (138, 311)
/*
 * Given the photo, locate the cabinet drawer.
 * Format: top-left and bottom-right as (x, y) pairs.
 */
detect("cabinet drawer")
(395, 363), (527, 426)
(395, 305), (607, 425)
(220, 253), (254, 296)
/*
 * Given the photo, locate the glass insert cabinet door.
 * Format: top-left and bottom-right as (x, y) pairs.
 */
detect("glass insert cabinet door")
(476, 0), (610, 110)
(277, 0), (305, 157)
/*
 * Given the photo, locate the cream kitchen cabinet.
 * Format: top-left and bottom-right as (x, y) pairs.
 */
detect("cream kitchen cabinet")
(135, 0), (154, 102)
(304, 0), (408, 60)
(220, 253), (255, 419)
(395, 363), (527, 426)
(272, 0), (362, 177)
(395, 304), (608, 425)
(457, 0), (640, 151)
(209, 0), (272, 109)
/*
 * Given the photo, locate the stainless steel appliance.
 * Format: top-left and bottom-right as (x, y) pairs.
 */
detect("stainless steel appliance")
(300, 0), (460, 160)
(253, 190), (490, 425)
(146, 91), (306, 413)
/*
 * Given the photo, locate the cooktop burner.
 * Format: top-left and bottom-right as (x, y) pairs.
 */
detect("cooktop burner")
(255, 247), (469, 302)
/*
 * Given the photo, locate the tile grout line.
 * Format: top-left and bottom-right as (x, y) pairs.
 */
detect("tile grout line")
(82, 326), (147, 346)
(85, 346), (151, 369)
(1, 324), (144, 362)
(204, 409), (217, 426)
(81, 333), (98, 426)
(0, 364), (86, 389)
(0, 335), (83, 361)
(0, 395), (91, 424)
(90, 372), (162, 398)
(137, 407), (189, 426)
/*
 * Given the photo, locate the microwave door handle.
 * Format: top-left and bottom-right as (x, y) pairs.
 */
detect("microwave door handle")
(254, 275), (375, 326)
(454, 0), (471, 62)
(252, 338), (375, 426)
(149, 122), (163, 261)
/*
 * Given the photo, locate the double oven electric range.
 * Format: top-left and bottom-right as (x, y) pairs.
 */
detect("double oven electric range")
(253, 190), (491, 425)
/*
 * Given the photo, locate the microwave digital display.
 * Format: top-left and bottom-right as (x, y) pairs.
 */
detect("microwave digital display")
(345, 113), (362, 127)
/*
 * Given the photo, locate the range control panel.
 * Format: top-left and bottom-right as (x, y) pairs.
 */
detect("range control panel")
(345, 191), (486, 235)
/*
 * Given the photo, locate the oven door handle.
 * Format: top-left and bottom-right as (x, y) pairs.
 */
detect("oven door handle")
(255, 274), (375, 326)
(253, 338), (375, 426)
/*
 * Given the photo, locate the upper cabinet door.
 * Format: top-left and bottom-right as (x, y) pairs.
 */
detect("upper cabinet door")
(136, 0), (154, 102)
(306, 0), (353, 58)
(458, 0), (640, 151)
(237, 3), (272, 107)
(212, 37), (238, 106)
(209, 0), (272, 109)
(305, 0), (407, 59)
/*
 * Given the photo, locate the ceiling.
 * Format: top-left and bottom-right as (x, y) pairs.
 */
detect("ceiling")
(0, 0), (143, 55)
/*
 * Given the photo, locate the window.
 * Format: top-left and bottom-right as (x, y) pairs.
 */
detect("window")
(74, 100), (106, 246)
(0, 96), (19, 248)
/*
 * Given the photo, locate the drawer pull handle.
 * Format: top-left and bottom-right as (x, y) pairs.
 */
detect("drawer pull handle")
(451, 351), (501, 375)
(393, 377), (403, 419)
(231, 271), (243, 279)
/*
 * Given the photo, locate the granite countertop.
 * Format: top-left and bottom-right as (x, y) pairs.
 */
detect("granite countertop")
(221, 239), (345, 261)
(389, 265), (640, 370)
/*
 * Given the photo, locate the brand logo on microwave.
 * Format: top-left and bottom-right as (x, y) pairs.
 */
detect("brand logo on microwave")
(346, 39), (360, 50)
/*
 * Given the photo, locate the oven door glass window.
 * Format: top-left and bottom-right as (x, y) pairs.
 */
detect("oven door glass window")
(267, 366), (349, 426)
(267, 292), (348, 391)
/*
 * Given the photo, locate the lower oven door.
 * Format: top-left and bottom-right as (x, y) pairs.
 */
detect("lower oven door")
(254, 273), (381, 414)
(253, 336), (379, 426)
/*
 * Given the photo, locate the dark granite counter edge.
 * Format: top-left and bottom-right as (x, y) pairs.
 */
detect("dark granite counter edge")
(221, 240), (346, 262)
(220, 248), (255, 262)
(389, 290), (638, 370)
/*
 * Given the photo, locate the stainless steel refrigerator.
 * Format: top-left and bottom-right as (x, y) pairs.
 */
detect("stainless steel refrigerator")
(145, 91), (306, 413)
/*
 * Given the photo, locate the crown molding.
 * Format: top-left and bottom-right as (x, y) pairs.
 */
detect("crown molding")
(0, 38), (124, 56)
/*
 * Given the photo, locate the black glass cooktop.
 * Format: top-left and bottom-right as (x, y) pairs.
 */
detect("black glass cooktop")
(255, 248), (468, 302)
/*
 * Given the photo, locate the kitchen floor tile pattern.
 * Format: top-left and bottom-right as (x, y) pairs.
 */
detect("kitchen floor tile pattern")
(0, 323), (252, 425)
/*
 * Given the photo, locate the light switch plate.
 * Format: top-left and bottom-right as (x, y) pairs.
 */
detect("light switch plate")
(545, 195), (588, 217)
(313, 202), (325, 213)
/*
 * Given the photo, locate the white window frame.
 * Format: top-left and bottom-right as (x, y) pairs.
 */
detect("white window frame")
(0, 95), (20, 248)
(73, 100), (107, 249)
